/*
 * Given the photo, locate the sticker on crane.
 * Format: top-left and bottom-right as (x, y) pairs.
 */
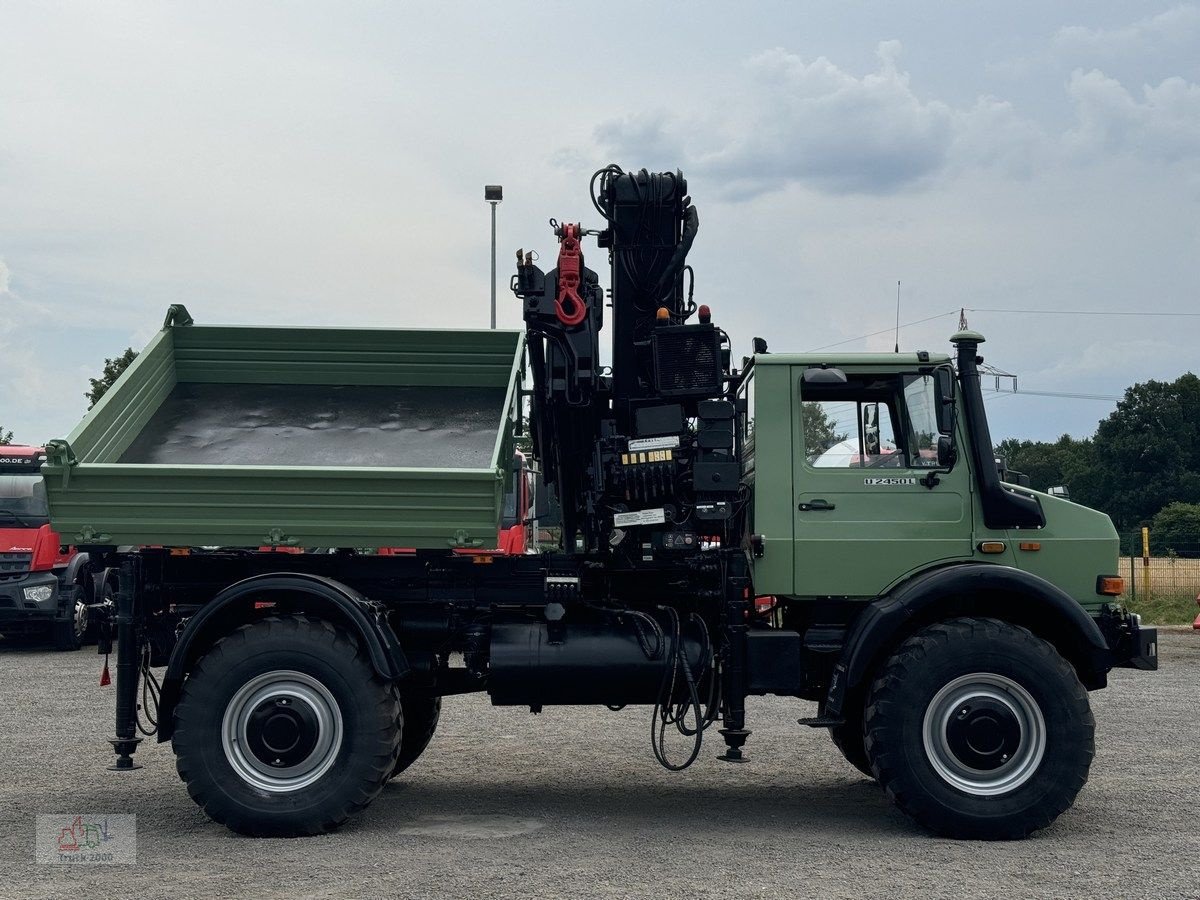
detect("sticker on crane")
(613, 508), (667, 527)
(627, 435), (681, 452)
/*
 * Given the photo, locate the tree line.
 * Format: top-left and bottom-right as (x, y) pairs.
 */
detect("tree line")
(996, 372), (1200, 549)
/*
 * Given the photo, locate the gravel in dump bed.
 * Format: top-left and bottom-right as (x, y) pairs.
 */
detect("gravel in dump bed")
(119, 383), (507, 468)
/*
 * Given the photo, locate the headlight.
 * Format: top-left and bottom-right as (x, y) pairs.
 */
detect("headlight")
(23, 585), (54, 603)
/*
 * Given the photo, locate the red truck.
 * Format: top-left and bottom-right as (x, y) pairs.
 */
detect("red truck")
(0, 446), (99, 650)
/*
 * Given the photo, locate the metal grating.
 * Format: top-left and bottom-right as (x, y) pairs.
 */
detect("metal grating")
(652, 326), (723, 398)
(0, 551), (32, 582)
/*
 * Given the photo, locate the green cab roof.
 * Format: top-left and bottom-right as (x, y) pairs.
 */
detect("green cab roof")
(750, 350), (952, 367)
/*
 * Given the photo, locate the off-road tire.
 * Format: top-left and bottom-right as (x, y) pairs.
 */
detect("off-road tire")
(51, 619), (81, 651)
(173, 615), (401, 836)
(864, 617), (1094, 840)
(389, 695), (441, 779)
(51, 592), (86, 651)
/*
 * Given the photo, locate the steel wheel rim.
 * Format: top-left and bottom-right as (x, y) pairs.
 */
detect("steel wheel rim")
(221, 670), (343, 793)
(921, 672), (1046, 797)
(73, 598), (88, 640)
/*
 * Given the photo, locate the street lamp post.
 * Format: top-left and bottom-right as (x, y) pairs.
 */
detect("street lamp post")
(485, 185), (503, 329)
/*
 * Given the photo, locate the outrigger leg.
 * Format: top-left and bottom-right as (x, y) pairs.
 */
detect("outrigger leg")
(108, 555), (142, 770)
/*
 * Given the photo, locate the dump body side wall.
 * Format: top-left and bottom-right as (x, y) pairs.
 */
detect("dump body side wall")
(43, 321), (524, 550)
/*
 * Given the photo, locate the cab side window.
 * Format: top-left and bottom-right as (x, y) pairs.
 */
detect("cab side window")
(800, 372), (943, 469)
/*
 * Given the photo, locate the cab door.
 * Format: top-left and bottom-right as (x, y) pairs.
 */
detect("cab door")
(791, 366), (973, 597)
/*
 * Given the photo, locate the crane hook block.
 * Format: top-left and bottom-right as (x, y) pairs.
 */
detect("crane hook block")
(554, 224), (588, 327)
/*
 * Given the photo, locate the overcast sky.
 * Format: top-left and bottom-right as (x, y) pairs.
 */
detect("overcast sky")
(2, 1), (1197, 446)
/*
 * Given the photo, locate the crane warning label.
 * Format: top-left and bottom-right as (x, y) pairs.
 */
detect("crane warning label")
(613, 508), (667, 527)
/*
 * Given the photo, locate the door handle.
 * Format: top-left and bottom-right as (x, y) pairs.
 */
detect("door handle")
(798, 499), (836, 511)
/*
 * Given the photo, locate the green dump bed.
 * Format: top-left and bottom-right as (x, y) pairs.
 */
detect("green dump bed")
(42, 306), (524, 550)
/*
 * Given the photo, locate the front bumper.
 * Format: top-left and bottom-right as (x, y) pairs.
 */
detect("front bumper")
(1110, 612), (1158, 671)
(0, 570), (64, 626)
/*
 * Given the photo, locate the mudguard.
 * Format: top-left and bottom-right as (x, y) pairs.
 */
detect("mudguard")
(824, 563), (1113, 719)
(156, 573), (408, 742)
(60, 551), (92, 588)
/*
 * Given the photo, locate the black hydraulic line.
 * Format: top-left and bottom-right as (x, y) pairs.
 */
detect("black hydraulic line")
(651, 203), (699, 306)
(136, 643), (161, 737)
(650, 606), (715, 771)
(108, 555), (143, 770)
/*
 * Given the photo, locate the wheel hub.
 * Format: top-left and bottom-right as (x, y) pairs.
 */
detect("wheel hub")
(245, 697), (320, 768)
(73, 599), (88, 640)
(944, 697), (1022, 771)
(922, 672), (1046, 797)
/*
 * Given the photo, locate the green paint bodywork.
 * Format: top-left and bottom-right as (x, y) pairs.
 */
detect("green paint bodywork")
(42, 309), (1117, 613)
(743, 348), (1119, 612)
(42, 308), (525, 550)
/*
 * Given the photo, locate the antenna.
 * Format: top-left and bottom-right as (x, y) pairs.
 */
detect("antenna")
(894, 280), (901, 353)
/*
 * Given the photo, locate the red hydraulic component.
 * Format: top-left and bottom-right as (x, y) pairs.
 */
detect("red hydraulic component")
(554, 224), (588, 327)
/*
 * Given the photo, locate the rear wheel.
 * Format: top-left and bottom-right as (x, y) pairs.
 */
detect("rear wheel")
(173, 615), (400, 836)
(864, 617), (1094, 840)
(389, 695), (441, 779)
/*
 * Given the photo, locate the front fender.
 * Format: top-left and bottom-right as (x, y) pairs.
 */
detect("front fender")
(825, 563), (1112, 719)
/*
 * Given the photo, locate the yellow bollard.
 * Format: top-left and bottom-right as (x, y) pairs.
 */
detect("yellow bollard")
(1141, 526), (1151, 599)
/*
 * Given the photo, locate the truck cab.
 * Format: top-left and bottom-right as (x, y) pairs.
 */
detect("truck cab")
(0, 446), (93, 649)
(741, 333), (1127, 614)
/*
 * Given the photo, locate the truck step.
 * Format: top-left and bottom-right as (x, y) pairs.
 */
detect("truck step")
(797, 716), (844, 729)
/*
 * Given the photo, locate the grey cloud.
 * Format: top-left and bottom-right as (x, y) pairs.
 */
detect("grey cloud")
(1065, 68), (1200, 162)
(1055, 4), (1200, 56)
(594, 42), (1036, 200)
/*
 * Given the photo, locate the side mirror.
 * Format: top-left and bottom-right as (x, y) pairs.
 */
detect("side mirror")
(934, 368), (955, 435)
(937, 435), (956, 468)
(862, 403), (881, 455)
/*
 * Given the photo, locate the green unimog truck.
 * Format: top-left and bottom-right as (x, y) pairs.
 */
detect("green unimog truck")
(43, 166), (1155, 840)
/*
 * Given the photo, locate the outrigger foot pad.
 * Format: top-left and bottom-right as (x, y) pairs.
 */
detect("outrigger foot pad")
(717, 727), (751, 762)
(108, 736), (143, 771)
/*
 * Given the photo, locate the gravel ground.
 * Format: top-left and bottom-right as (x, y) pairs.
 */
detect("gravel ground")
(1, 631), (1197, 900)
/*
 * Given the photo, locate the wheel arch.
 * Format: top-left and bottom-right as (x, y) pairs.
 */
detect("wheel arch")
(824, 563), (1112, 720)
(156, 573), (408, 742)
(61, 552), (93, 589)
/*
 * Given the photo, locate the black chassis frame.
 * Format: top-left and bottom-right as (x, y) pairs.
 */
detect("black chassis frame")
(95, 544), (757, 768)
(92, 540), (1154, 772)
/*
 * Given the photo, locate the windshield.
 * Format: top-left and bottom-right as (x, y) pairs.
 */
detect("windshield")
(0, 475), (50, 524)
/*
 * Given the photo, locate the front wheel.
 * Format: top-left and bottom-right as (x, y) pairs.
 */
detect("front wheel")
(173, 615), (401, 836)
(864, 617), (1094, 840)
(51, 593), (88, 651)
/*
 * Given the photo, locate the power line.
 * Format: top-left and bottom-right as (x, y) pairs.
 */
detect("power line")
(805, 304), (1196, 355)
(983, 388), (1121, 402)
(806, 310), (959, 352)
(968, 307), (1200, 318)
